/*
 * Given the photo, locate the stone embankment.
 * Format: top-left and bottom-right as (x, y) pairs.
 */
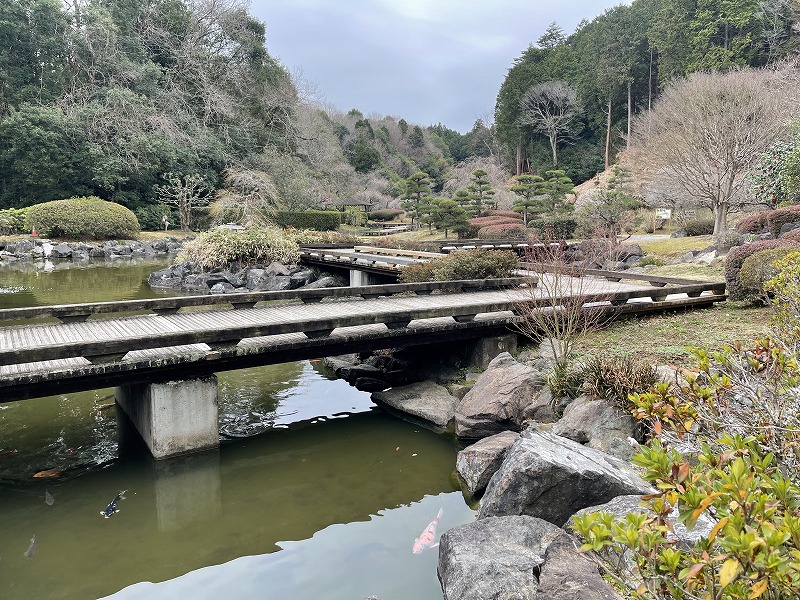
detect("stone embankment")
(337, 348), (687, 599)
(0, 237), (186, 262)
(148, 260), (344, 294)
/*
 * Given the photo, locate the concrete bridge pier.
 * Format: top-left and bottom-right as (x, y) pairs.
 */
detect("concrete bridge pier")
(349, 270), (395, 286)
(115, 375), (219, 459)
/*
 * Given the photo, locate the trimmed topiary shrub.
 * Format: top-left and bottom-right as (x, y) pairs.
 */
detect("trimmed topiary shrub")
(735, 211), (769, 234)
(484, 210), (523, 220)
(368, 208), (404, 222)
(725, 238), (800, 300)
(477, 223), (528, 239)
(528, 215), (577, 240)
(684, 218), (715, 236)
(274, 210), (341, 231)
(0, 208), (28, 235)
(284, 229), (361, 245)
(399, 248), (518, 282)
(738, 246), (799, 301)
(765, 204), (800, 237)
(26, 197), (140, 239)
(469, 216), (522, 227)
(781, 228), (800, 242)
(177, 226), (300, 271)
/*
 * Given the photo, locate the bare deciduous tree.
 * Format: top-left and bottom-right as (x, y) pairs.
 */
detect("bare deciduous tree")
(517, 81), (581, 168)
(211, 168), (279, 226)
(629, 68), (797, 234)
(156, 172), (211, 231)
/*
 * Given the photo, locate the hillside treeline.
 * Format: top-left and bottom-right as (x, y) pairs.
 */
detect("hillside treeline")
(0, 0), (487, 225)
(495, 0), (800, 183)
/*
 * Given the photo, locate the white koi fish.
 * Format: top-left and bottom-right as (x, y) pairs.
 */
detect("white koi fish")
(412, 508), (443, 554)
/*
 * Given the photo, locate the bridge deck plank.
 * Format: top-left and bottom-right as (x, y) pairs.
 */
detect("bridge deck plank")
(0, 277), (727, 373)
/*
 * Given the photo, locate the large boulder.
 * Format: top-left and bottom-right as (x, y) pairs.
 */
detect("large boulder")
(371, 381), (457, 430)
(478, 427), (653, 526)
(302, 275), (345, 289)
(551, 395), (639, 460)
(455, 352), (540, 439)
(455, 431), (519, 498)
(537, 533), (622, 600)
(437, 515), (562, 600)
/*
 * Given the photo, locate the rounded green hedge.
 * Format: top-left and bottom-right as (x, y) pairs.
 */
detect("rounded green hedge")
(739, 246), (800, 300)
(26, 197), (140, 239)
(400, 248), (518, 282)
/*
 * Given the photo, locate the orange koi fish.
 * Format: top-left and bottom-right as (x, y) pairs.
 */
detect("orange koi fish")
(412, 508), (443, 554)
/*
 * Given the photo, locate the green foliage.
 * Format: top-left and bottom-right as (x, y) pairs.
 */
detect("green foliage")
(528, 215), (577, 240)
(368, 208), (404, 222)
(572, 436), (800, 600)
(546, 361), (585, 403)
(726, 239), (800, 300)
(430, 198), (469, 239)
(284, 229), (360, 246)
(399, 248), (518, 282)
(750, 140), (797, 207)
(274, 210), (341, 232)
(739, 247), (799, 301)
(25, 196), (140, 239)
(0, 208), (29, 235)
(401, 172), (432, 225)
(177, 226), (300, 271)
(684, 218), (715, 236)
(582, 354), (659, 410)
(467, 169), (496, 210)
(764, 251), (800, 336)
(134, 205), (177, 232)
(576, 189), (642, 238)
(342, 206), (367, 227)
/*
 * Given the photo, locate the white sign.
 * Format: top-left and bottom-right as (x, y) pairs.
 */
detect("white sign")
(655, 208), (672, 220)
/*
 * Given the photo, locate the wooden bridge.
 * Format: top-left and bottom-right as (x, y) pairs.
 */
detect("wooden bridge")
(0, 272), (726, 402)
(0, 270), (726, 458)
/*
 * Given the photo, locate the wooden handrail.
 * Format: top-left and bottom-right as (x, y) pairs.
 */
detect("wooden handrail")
(0, 277), (535, 323)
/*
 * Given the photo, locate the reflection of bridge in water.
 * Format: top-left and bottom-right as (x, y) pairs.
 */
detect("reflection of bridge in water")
(0, 273), (726, 458)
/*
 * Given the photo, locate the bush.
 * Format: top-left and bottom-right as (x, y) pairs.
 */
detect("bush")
(765, 204), (800, 237)
(274, 210), (341, 231)
(735, 211), (769, 233)
(782, 228), (800, 242)
(368, 208), (404, 222)
(484, 210), (522, 220)
(26, 197), (140, 239)
(725, 238), (800, 300)
(177, 226), (300, 271)
(714, 229), (743, 251)
(399, 248), (518, 282)
(284, 229), (361, 246)
(134, 204), (177, 231)
(572, 435), (800, 600)
(683, 218), (715, 236)
(469, 216), (522, 227)
(477, 223), (528, 239)
(582, 354), (659, 410)
(528, 215), (577, 240)
(764, 251), (800, 335)
(738, 246), (799, 300)
(0, 208), (28, 235)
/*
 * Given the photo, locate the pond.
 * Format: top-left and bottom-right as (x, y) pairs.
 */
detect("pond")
(0, 257), (473, 599)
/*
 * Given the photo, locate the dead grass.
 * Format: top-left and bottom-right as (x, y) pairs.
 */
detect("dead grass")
(571, 302), (772, 367)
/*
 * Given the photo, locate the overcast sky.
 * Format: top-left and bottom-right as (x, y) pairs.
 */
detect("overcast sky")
(250, 1), (629, 133)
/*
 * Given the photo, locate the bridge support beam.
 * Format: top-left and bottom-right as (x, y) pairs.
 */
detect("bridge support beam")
(115, 375), (219, 459)
(466, 334), (518, 370)
(350, 269), (382, 286)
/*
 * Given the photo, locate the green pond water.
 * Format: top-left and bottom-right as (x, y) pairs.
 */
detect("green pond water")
(0, 257), (472, 599)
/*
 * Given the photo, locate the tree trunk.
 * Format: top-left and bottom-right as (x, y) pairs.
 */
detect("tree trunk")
(604, 93), (612, 170)
(713, 203), (727, 235)
(516, 138), (523, 176)
(550, 134), (558, 168)
(626, 81), (632, 152)
(648, 47), (653, 112)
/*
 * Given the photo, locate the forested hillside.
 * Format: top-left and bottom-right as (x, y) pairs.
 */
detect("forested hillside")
(495, 0), (800, 182)
(2, 0), (799, 230)
(0, 0), (488, 227)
